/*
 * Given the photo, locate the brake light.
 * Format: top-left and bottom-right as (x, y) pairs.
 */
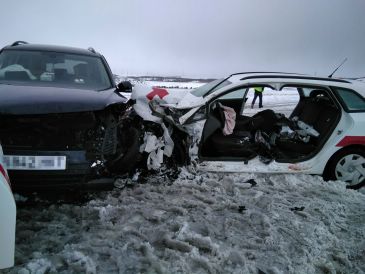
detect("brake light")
(0, 163), (11, 188)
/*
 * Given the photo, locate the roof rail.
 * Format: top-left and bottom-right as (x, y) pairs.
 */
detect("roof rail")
(88, 47), (96, 53)
(11, 41), (28, 46)
(230, 71), (306, 77)
(239, 74), (351, 84)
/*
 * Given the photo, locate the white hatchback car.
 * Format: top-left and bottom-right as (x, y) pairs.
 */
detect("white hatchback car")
(133, 72), (365, 188)
(0, 143), (16, 269)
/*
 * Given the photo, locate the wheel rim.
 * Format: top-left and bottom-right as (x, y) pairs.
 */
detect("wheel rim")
(335, 153), (365, 186)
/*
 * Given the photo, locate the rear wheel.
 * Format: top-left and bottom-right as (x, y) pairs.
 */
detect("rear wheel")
(324, 147), (365, 189)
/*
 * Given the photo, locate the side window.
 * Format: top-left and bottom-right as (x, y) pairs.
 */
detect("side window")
(334, 88), (365, 112)
(242, 87), (300, 117)
(219, 88), (246, 100)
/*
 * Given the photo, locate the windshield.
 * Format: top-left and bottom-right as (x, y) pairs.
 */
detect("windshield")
(0, 50), (112, 91)
(191, 78), (232, 97)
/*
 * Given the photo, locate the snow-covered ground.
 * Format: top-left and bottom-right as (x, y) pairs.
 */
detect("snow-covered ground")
(4, 169), (365, 274)
(244, 88), (299, 117)
(145, 81), (204, 90)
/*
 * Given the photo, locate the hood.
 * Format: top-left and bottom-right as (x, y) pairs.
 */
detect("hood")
(0, 84), (127, 114)
(174, 91), (205, 109)
(131, 83), (205, 122)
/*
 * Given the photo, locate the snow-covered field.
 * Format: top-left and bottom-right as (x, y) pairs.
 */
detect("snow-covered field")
(3, 169), (365, 274)
(244, 88), (299, 117)
(145, 81), (204, 90)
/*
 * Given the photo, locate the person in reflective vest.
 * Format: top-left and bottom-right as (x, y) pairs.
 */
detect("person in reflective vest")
(251, 87), (264, 108)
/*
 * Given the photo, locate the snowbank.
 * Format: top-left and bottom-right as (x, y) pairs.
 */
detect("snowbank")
(5, 170), (365, 274)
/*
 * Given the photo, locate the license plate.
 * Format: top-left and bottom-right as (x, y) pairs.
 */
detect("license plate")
(2, 155), (66, 170)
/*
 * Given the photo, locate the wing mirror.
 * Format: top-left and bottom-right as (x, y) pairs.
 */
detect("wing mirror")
(117, 81), (132, 93)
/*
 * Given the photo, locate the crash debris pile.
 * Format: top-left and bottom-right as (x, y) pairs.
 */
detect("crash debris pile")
(139, 124), (174, 170)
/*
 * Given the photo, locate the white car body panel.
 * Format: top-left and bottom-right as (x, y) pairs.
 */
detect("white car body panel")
(175, 92), (205, 109)
(0, 144), (16, 269)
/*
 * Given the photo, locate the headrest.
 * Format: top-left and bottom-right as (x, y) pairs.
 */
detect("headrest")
(74, 63), (88, 76)
(310, 89), (328, 98)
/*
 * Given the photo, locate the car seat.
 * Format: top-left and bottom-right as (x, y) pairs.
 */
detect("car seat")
(54, 68), (70, 82)
(4, 71), (30, 81)
(277, 89), (340, 156)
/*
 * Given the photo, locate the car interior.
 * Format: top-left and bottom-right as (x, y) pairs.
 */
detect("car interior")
(199, 85), (341, 163)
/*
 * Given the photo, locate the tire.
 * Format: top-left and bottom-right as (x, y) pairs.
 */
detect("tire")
(108, 126), (142, 174)
(324, 147), (365, 189)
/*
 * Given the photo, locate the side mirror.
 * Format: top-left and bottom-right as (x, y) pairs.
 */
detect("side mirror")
(117, 81), (132, 93)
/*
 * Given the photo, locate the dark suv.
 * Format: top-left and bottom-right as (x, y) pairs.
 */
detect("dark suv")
(0, 41), (136, 189)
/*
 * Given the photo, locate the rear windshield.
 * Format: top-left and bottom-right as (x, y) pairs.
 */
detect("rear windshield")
(0, 50), (112, 91)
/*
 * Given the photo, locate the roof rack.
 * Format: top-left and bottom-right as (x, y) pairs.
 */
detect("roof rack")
(88, 47), (96, 53)
(230, 71), (306, 77)
(11, 41), (28, 46)
(239, 74), (351, 84)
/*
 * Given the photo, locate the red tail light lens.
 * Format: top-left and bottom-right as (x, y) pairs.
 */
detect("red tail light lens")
(0, 163), (11, 188)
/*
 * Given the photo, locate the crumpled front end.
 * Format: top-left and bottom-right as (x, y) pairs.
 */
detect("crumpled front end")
(131, 84), (191, 170)
(0, 102), (142, 188)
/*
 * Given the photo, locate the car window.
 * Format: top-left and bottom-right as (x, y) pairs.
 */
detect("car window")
(0, 50), (112, 91)
(334, 87), (365, 112)
(218, 87), (247, 100)
(242, 87), (300, 117)
(191, 78), (231, 97)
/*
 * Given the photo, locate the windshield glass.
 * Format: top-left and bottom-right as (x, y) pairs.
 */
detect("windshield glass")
(0, 50), (112, 91)
(191, 78), (231, 97)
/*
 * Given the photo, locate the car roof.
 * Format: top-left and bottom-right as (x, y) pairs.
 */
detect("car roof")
(207, 72), (365, 98)
(1, 42), (101, 57)
(224, 72), (351, 84)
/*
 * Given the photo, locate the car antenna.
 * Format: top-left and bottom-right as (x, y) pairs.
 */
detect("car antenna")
(328, 58), (347, 78)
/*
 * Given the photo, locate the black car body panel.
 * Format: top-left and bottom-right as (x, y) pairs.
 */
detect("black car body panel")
(0, 84), (127, 115)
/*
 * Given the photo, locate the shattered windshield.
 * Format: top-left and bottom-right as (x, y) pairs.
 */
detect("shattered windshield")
(0, 50), (112, 91)
(191, 78), (231, 97)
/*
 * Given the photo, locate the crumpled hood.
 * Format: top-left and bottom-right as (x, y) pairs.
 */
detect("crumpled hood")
(174, 91), (205, 109)
(131, 83), (204, 123)
(0, 84), (127, 114)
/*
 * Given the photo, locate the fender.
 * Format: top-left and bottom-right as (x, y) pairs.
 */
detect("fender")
(336, 136), (365, 147)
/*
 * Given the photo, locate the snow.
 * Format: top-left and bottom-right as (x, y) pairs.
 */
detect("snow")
(4, 169), (365, 274)
(244, 88), (300, 117)
(145, 81), (204, 90)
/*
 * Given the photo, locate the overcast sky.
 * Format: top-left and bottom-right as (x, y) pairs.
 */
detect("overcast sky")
(1, 0), (364, 78)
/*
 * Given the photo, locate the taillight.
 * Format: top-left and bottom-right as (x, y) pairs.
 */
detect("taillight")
(0, 163), (11, 188)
